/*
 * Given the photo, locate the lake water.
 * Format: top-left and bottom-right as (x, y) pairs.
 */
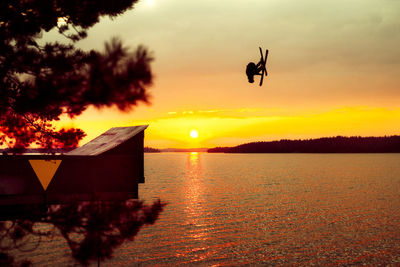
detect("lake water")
(10, 153), (400, 265)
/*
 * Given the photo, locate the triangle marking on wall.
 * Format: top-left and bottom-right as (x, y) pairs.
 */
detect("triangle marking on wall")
(29, 160), (62, 190)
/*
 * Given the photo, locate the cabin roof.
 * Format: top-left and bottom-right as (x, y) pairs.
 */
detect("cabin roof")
(65, 125), (148, 156)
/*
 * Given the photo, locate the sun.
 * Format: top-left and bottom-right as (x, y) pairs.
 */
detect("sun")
(145, 0), (155, 6)
(190, 129), (199, 139)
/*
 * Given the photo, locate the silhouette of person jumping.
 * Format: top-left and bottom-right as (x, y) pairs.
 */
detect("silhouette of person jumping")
(246, 47), (268, 86)
(246, 61), (263, 83)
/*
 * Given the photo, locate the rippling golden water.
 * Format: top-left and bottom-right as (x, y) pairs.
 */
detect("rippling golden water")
(11, 153), (400, 266)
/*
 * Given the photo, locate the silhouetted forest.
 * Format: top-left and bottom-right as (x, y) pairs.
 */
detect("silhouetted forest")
(208, 136), (400, 153)
(144, 146), (160, 153)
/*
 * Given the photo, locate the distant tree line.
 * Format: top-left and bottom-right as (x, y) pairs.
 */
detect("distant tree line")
(144, 146), (160, 153)
(208, 136), (400, 153)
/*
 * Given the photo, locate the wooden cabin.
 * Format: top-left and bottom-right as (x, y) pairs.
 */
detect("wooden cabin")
(0, 125), (148, 205)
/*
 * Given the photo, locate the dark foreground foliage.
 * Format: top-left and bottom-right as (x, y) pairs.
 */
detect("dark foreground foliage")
(1, 2), (164, 266)
(0, 199), (166, 266)
(208, 136), (400, 153)
(1, 0), (153, 151)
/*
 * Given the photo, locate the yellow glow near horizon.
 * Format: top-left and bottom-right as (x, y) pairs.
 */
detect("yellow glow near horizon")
(48, 106), (400, 150)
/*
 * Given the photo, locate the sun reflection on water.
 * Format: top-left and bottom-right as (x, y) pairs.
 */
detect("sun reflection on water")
(189, 152), (199, 166)
(183, 152), (209, 242)
(32, 153), (400, 265)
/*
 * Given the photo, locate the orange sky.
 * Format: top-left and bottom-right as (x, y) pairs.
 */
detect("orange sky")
(48, 0), (400, 148)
